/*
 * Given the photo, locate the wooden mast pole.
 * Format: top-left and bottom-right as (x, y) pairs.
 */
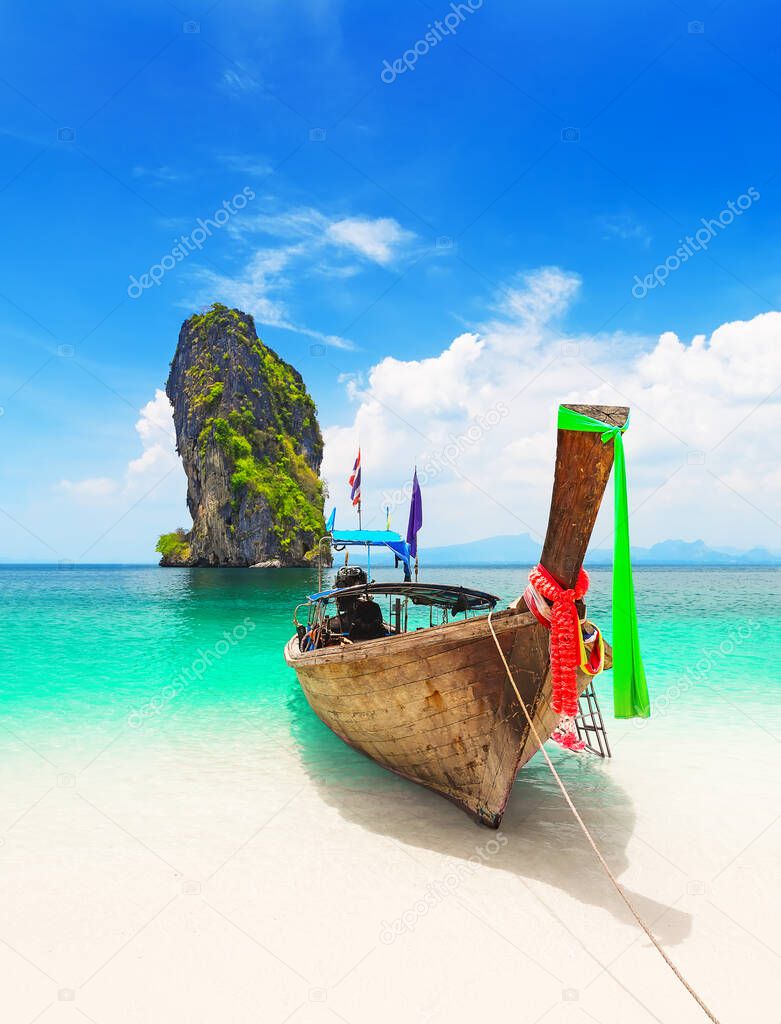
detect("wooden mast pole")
(538, 404), (629, 590)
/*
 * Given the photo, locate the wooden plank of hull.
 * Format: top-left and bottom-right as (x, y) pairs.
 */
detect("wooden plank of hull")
(285, 607), (582, 827)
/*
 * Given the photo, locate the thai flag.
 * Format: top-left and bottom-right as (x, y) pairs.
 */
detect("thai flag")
(349, 449), (361, 507)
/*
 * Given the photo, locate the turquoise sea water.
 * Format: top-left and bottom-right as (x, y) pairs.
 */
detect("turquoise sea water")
(1, 565), (779, 774)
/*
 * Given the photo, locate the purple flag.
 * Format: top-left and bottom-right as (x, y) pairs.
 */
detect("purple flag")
(406, 469), (423, 558)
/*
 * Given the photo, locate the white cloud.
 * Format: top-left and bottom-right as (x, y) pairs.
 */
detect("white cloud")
(58, 477), (119, 501)
(490, 266), (581, 332)
(194, 204), (416, 350)
(326, 217), (416, 265)
(197, 248), (298, 332)
(240, 207), (330, 241)
(322, 267), (781, 549)
(195, 247), (358, 350)
(131, 165), (182, 184)
(599, 213), (652, 249)
(59, 390), (184, 505)
(127, 390), (180, 482)
(221, 68), (259, 94)
(217, 153), (272, 177)
(234, 206), (415, 266)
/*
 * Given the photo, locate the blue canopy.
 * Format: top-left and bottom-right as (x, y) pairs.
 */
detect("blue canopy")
(330, 529), (412, 578)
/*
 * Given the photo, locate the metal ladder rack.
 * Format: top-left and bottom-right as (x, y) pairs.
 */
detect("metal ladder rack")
(575, 681), (612, 758)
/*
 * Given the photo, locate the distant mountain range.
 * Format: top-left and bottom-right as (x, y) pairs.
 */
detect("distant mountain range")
(2, 536), (779, 568)
(420, 534), (781, 566)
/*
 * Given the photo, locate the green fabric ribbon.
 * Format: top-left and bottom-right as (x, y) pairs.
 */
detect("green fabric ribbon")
(557, 406), (651, 718)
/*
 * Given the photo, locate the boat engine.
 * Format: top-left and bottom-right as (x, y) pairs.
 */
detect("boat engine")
(330, 566), (385, 641)
(334, 565), (368, 589)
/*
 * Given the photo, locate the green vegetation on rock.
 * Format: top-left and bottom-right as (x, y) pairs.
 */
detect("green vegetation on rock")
(192, 380), (224, 410)
(203, 409), (324, 551)
(155, 528), (191, 563)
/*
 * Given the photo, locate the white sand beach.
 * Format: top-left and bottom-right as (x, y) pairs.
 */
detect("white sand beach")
(1, 704), (778, 1024)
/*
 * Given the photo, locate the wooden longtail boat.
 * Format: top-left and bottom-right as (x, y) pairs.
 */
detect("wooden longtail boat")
(284, 404), (628, 827)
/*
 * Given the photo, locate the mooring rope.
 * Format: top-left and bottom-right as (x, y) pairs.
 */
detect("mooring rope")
(486, 608), (722, 1024)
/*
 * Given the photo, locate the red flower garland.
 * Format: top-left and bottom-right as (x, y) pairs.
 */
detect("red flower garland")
(528, 564), (589, 717)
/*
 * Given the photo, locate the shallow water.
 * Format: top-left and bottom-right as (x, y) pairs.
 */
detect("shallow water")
(1, 564), (777, 750)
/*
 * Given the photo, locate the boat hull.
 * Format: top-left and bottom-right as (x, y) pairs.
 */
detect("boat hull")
(285, 404), (628, 826)
(285, 607), (590, 827)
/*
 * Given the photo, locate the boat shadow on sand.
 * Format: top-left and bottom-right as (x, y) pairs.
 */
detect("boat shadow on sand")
(287, 687), (692, 947)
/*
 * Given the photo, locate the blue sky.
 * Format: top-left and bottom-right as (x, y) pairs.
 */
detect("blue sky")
(2, 0), (780, 561)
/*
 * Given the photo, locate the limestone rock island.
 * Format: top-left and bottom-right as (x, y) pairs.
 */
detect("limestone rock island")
(157, 304), (327, 567)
